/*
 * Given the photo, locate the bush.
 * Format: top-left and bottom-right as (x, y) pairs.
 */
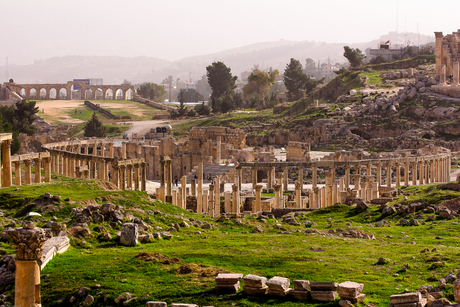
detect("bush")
(194, 103), (210, 116)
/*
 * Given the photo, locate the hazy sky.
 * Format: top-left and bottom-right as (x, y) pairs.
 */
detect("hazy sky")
(0, 0), (458, 65)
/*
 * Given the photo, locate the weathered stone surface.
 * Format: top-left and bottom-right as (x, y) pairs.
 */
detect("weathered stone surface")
(340, 293), (366, 303)
(310, 290), (338, 301)
(310, 281), (339, 291)
(289, 289), (310, 300)
(243, 286), (268, 295)
(171, 304), (199, 307)
(338, 281), (364, 297)
(243, 274), (267, 288)
(120, 223), (138, 246)
(82, 295), (94, 306)
(114, 292), (133, 304)
(339, 299), (354, 307)
(215, 282), (240, 293)
(454, 279), (460, 303)
(215, 273), (243, 284)
(293, 280), (310, 291)
(145, 302), (167, 307)
(390, 292), (421, 304)
(7, 224), (46, 261)
(267, 276), (290, 292)
(389, 298), (426, 307)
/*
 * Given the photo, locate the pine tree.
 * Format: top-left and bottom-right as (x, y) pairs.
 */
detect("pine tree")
(84, 112), (106, 137)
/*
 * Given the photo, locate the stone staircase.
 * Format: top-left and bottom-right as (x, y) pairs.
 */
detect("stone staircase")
(186, 164), (236, 183)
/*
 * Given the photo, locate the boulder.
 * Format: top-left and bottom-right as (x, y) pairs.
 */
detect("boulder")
(120, 223), (138, 246)
(243, 274), (267, 288)
(338, 281), (364, 297)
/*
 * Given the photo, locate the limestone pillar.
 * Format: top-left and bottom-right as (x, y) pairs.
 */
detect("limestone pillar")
(266, 167), (272, 190)
(191, 179), (196, 196)
(224, 192), (232, 214)
(418, 161), (424, 185)
(14, 161), (21, 186)
(440, 64), (447, 85)
(126, 164), (133, 189)
(44, 157), (51, 183)
(425, 160), (430, 184)
(121, 142), (127, 159)
(276, 172), (284, 192)
(366, 164), (371, 176)
(84, 144), (89, 155)
(238, 168), (243, 191)
(166, 159), (172, 196)
(255, 185), (262, 213)
(177, 187), (182, 208)
(251, 167), (257, 190)
(112, 166), (119, 188)
(141, 162), (146, 192)
(109, 143), (114, 158)
(202, 190), (208, 214)
(386, 163), (391, 188)
(9, 222), (46, 307)
(160, 159), (165, 187)
(24, 160), (31, 184)
(325, 170), (333, 207)
(34, 158), (41, 183)
(431, 160), (435, 183)
(344, 166), (350, 189)
(332, 181), (338, 205)
(2, 140), (12, 187)
(404, 161), (409, 186)
(274, 184), (281, 208)
(133, 164), (139, 190)
(321, 186), (326, 208)
(354, 174), (360, 192)
(298, 166), (303, 192)
(214, 176), (221, 216)
(119, 165), (126, 190)
(181, 176), (187, 210)
(208, 184), (215, 217)
(411, 161), (417, 185)
(172, 189), (177, 207)
(215, 136), (221, 164)
(395, 163), (400, 187)
(283, 167), (288, 192)
(51, 154), (55, 173)
(197, 158), (203, 214)
(312, 187), (319, 209)
(295, 181), (301, 208)
(100, 143), (105, 157)
(54, 154), (59, 174)
(312, 165), (317, 188)
(232, 184), (239, 216)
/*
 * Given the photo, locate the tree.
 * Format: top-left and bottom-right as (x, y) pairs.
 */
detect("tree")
(84, 112), (106, 137)
(137, 83), (166, 102)
(284, 58), (308, 101)
(343, 46), (365, 68)
(369, 55), (386, 64)
(206, 62), (237, 112)
(0, 100), (39, 136)
(243, 66), (279, 109)
(176, 88), (204, 102)
(304, 58), (316, 72)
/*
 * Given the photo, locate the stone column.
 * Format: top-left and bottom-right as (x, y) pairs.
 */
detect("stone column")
(14, 161), (21, 186)
(109, 143), (114, 158)
(126, 164), (133, 190)
(295, 181), (301, 208)
(214, 176), (220, 216)
(283, 167), (288, 192)
(354, 174), (360, 192)
(325, 170), (333, 207)
(34, 158), (41, 183)
(2, 140), (12, 187)
(119, 165), (126, 190)
(160, 159), (165, 187)
(54, 154), (59, 174)
(166, 159), (172, 196)
(344, 166), (350, 189)
(255, 185), (262, 213)
(431, 160), (435, 183)
(395, 163), (400, 187)
(274, 184), (281, 208)
(177, 187), (183, 208)
(24, 160), (31, 184)
(133, 164), (139, 190)
(366, 164), (371, 176)
(121, 142), (127, 159)
(141, 162), (146, 192)
(440, 64), (447, 85)
(411, 161), (417, 185)
(251, 167), (257, 190)
(312, 187), (319, 209)
(321, 186), (326, 208)
(100, 143), (105, 157)
(312, 165), (317, 188)
(181, 176), (187, 210)
(9, 222), (46, 307)
(215, 136), (221, 164)
(208, 184), (215, 217)
(238, 168), (243, 191)
(197, 158), (203, 214)
(266, 167), (272, 190)
(202, 190), (208, 214)
(404, 161), (409, 186)
(298, 166), (303, 191)
(84, 144), (89, 155)
(418, 161), (424, 185)
(44, 157), (51, 183)
(332, 181), (338, 205)
(224, 192), (232, 214)
(232, 184), (239, 216)
(386, 163), (392, 188)
(425, 160), (430, 184)
(276, 172), (284, 192)
(191, 179), (196, 196)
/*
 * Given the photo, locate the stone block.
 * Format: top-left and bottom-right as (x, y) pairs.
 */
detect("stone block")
(310, 281), (339, 291)
(145, 302), (167, 307)
(215, 273), (243, 284)
(120, 223), (138, 246)
(339, 293), (366, 304)
(389, 298), (426, 307)
(215, 281), (240, 293)
(243, 274), (267, 288)
(338, 281), (364, 297)
(267, 288), (291, 297)
(310, 290), (338, 301)
(293, 280), (310, 291)
(289, 289), (310, 300)
(243, 286), (268, 295)
(267, 276), (290, 292)
(390, 292), (421, 304)
(171, 304), (199, 307)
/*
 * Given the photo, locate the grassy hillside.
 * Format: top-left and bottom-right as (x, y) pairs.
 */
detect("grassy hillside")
(0, 179), (460, 306)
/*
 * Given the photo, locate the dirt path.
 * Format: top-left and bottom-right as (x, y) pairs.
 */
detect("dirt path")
(123, 120), (168, 136)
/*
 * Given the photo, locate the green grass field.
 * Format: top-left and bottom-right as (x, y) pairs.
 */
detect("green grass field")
(0, 179), (459, 306)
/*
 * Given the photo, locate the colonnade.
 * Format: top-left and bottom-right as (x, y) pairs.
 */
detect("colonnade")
(42, 140), (146, 191)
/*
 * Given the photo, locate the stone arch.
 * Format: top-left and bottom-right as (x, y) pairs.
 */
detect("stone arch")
(59, 88), (68, 99)
(115, 89), (124, 100)
(30, 88), (38, 99)
(49, 88), (57, 99)
(84, 88), (93, 100)
(39, 88), (47, 99)
(19, 88), (26, 98)
(125, 88), (134, 100)
(95, 88), (103, 100)
(105, 89), (114, 99)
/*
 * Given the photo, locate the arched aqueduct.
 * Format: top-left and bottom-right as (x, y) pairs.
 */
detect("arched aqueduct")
(0, 132), (454, 217)
(6, 81), (135, 100)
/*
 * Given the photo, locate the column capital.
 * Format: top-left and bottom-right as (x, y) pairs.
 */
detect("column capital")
(2, 139), (11, 149)
(255, 184), (262, 191)
(7, 222), (46, 261)
(232, 184), (238, 192)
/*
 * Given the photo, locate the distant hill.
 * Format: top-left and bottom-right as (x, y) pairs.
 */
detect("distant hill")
(0, 31), (433, 86)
